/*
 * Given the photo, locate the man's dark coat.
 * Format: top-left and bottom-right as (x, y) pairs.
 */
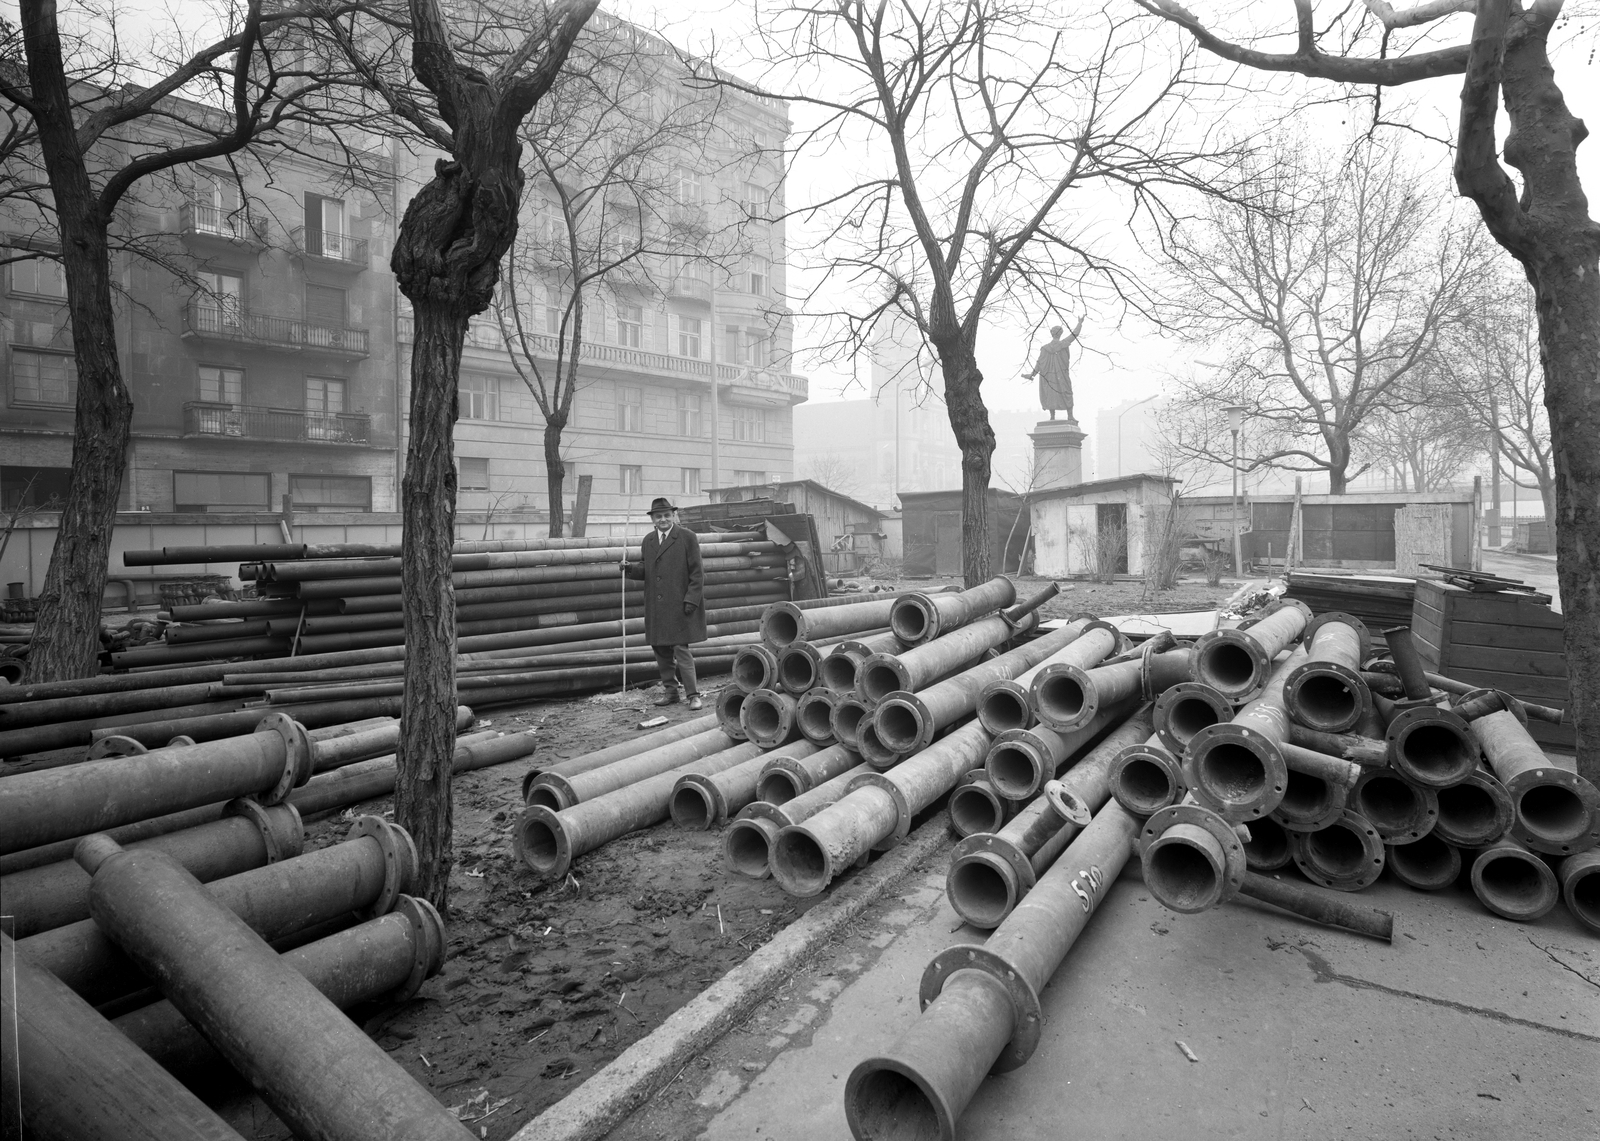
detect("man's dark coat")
(625, 524), (706, 645)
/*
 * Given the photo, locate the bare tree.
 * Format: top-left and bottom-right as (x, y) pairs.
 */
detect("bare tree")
(0, 0), (380, 682)
(315, 0), (595, 908)
(1161, 137), (1490, 493)
(709, 1), (1246, 586)
(801, 451), (863, 498)
(493, 15), (750, 535)
(1139, 0), (1600, 784)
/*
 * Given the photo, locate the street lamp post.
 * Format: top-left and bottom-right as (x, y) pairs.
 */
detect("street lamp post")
(1225, 403), (1246, 576)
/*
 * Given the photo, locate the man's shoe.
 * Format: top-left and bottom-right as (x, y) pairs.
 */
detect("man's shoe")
(654, 691), (681, 707)
(686, 695), (703, 711)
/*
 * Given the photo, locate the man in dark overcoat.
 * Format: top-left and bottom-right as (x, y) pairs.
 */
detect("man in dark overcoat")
(622, 497), (706, 709)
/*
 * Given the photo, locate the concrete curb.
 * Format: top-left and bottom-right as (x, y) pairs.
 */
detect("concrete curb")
(509, 816), (954, 1141)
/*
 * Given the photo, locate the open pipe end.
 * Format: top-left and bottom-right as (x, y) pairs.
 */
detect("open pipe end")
(1032, 666), (1093, 730)
(948, 853), (1019, 929)
(986, 739), (1044, 801)
(1109, 749), (1182, 818)
(724, 817), (778, 879)
(949, 781), (1005, 838)
(845, 1060), (951, 1141)
(1187, 729), (1284, 821)
(819, 654), (862, 693)
(762, 606), (803, 647)
(1352, 772), (1438, 842)
(1389, 712), (1479, 789)
(670, 783), (717, 831)
(1435, 775), (1513, 847)
(795, 693), (838, 745)
(859, 656), (910, 706)
(1512, 775), (1600, 854)
(524, 783), (567, 812)
(731, 650), (772, 694)
(874, 698), (927, 755)
(741, 691), (789, 746)
(1155, 684), (1233, 753)
(1386, 834), (1461, 891)
(889, 596), (937, 645)
(1143, 825), (1228, 913)
(1285, 666), (1366, 734)
(771, 826), (835, 897)
(757, 768), (805, 805)
(1293, 812), (1384, 891)
(977, 684), (1031, 735)
(1276, 768), (1342, 829)
(717, 690), (748, 740)
(1242, 815), (1293, 871)
(831, 699), (870, 749)
(1472, 845), (1560, 921)
(778, 649), (820, 694)
(1560, 855), (1600, 933)
(858, 722), (903, 770)
(512, 805), (571, 883)
(1193, 631), (1268, 701)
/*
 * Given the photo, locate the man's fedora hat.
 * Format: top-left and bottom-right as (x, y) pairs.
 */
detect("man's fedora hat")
(646, 497), (677, 516)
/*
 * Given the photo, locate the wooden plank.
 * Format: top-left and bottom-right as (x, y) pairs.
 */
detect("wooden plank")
(1440, 645), (1569, 680)
(1529, 719), (1578, 753)
(1450, 595), (1565, 629)
(1444, 620), (1566, 653)
(1410, 610), (1444, 651)
(1434, 666), (1571, 703)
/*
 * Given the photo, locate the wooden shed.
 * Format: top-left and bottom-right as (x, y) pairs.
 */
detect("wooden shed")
(897, 489), (1027, 577)
(1411, 579), (1572, 752)
(708, 480), (889, 575)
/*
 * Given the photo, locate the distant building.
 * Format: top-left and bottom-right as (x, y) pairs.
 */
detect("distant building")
(1095, 397), (1164, 482)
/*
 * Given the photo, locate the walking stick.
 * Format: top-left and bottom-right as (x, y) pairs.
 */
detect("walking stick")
(620, 558), (628, 695)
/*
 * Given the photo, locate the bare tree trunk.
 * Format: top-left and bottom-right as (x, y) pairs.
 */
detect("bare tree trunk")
(938, 345), (996, 586)
(543, 413), (568, 538)
(19, 7), (132, 683)
(1326, 437), (1351, 495)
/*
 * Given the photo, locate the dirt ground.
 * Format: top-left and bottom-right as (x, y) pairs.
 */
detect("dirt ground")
(208, 573), (1238, 1137)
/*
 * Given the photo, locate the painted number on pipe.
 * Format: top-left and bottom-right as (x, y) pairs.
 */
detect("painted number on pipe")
(1071, 864), (1105, 913)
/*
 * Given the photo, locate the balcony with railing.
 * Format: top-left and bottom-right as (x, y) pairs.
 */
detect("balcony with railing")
(179, 200), (267, 246)
(665, 265), (713, 303)
(182, 402), (372, 445)
(291, 226), (369, 270)
(183, 302), (369, 359)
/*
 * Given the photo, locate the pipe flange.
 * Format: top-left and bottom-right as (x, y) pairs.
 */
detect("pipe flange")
(1505, 765), (1600, 856)
(1138, 802), (1248, 902)
(919, 945), (1042, 1073)
(224, 798), (303, 863)
(852, 772), (913, 845)
(88, 734), (148, 759)
(1433, 768), (1515, 847)
(166, 734), (197, 748)
(1044, 779), (1093, 827)
(1291, 809), (1385, 891)
(1192, 628), (1272, 703)
(1385, 705), (1480, 788)
(1301, 611), (1372, 660)
(257, 712), (314, 804)
(1153, 682), (1234, 755)
(1106, 743), (1184, 819)
(878, 692), (935, 754)
(1351, 768), (1439, 843)
(353, 815), (416, 918)
(1270, 793), (1346, 834)
(388, 894), (447, 1002)
(1182, 723), (1288, 822)
(951, 832), (1038, 895)
(1283, 659), (1370, 735)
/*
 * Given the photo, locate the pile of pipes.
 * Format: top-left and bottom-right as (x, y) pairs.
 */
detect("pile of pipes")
(1, 708), (538, 1138)
(116, 532), (791, 669)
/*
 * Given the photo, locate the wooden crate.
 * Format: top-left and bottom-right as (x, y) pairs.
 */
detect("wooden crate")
(1411, 579), (1573, 752)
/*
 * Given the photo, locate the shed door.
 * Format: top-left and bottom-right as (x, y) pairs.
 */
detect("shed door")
(934, 512), (962, 576)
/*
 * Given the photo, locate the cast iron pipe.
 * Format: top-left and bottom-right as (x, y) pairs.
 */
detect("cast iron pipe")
(0, 714), (314, 855)
(795, 688), (839, 745)
(982, 696), (1146, 802)
(1382, 625), (1434, 700)
(757, 742), (862, 804)
(1386, 834), (1461, 891)
(762, 595), (906, 647)
(112, 896), (444, 1084)
(521, 713), (717, 793)
(1557, 849), (1600, 933)
(1283, 612), (1371, 733)
(859, 603), (1045, 707)
(946, 714), (1148, 930)
(19, 817), (415, 1007)
(856, 719), (908, 770)
(776, 641), (827, 694)
(875, 617), (1091, 755)
(1287, 722), (1390, 767)
(1469, 835), (1560, 921)
(514, 740), (774, 883)
(1382, 703), (1480, 788)
(671, 741), (821, 830)
(973, 619), (1097, 734)
(1189, 600), (1311, 703)
(1433, 766), (1515, 847)
(888, 576), (1018, 646)
(732, 645), (780, 693)
(1106, 732), (1186, 819)
(829, 695), (874, 751)
(1270, 762), (1349, 834)
(948, 771), (1011, 838)
(1467, 699), (1600, 856)
(1349, 767), (1438, 842)
(1182, 648), (1306, 823)
(772, 720), (994, 897)
(125, 541), (305, 565)
(845, 803), (1140, 1141)
(725, 761), (873, 879)
(272, 539), (779, 582)
(1152, 681), (1234, 755)
(75, 835), (473, 1141)
(1291, 808), (1386, 892)
(0, 801), (302, 939)
(819, 630), (904, 693)
(717, 689), (749, 740)
(740, 688), (804, 749)
(284, 731), (537, 820)
(1242, 814), (1293, 871)
(1, 931), (248, 1141)
(526, 728), (735, 811)
(1031, 644), (1188, 734)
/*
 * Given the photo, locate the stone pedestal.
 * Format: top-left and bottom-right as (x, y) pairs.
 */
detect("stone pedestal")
(1029, 419), (1086, 491)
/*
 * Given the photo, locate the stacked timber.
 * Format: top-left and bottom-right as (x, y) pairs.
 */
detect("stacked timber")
(1283, 570), (1417, 630)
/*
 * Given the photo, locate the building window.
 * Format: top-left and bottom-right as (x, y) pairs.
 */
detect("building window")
(10, 349), (77, 407)
(1, 466), (72, 510)
(724, 325), (742, 363)
(198, 366), (243, 405)
(674, 167), (704, 204)
(10, 257), (66, 298)
(173, 470), (272, 512)
(305, 283), (347, 329)
(620, 465), (643, 495)
(747, 333), (769, 368)
(305, 376), (346, 413)
(678, 392), (703, 437)
(617, 385), (643, 431)
(290, 474), (371, 512)
(304, 193), (347, 258)
(748, 256), (769, 296)
(457, 457), (490, 491)
(618, 304), (643, 348)
(681, 467), (702, 496)
(742, 182), (768, 225)
(733, 405), (766, 443)
(678, 316), (702, 359)
(734, 470), (767, 486)
(544, 305), (562, 335)
(459, 374), (500, 421)
(192, 170), (243, 236)
(196, 271), (244, 329)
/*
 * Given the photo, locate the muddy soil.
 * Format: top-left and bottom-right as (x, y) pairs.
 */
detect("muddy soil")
(209, 574), (1235, 1137)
